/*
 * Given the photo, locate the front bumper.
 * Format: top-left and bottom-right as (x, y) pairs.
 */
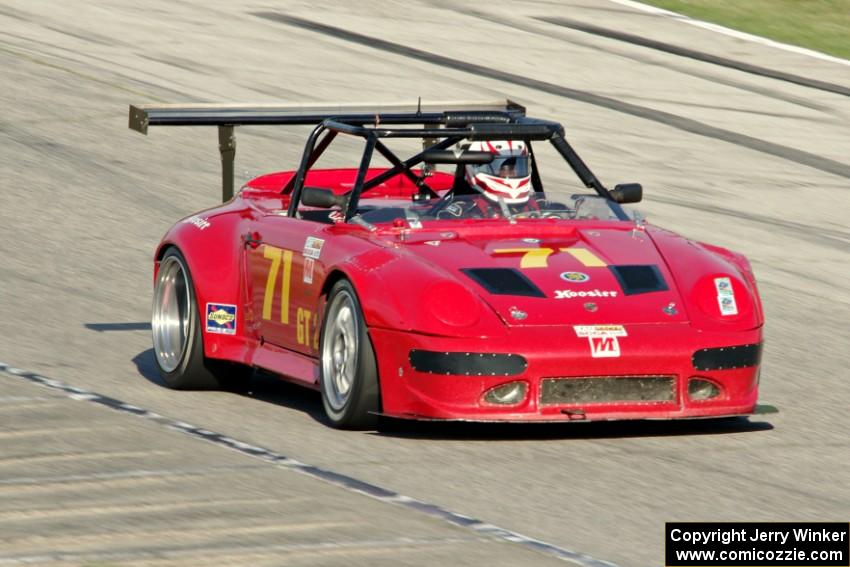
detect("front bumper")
(369, 323), (762, 421)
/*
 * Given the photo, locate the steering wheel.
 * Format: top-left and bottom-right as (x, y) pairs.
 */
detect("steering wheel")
(423, 194), (484, 219)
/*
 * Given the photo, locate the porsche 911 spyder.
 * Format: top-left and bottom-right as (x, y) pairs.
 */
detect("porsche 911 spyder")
(129, 100), (764, 429)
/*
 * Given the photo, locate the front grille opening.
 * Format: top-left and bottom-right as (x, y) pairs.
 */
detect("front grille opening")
(540, 376), (676, 405)
(609, 265), (668, 295)
(461, 268), (545, 297)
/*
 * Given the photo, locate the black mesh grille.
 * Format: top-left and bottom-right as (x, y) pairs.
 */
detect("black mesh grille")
(461, 268), (545, 297)
(609, 265), (668, 295)
(409, 350), (527, 376)
(540, 376), (676, 405)
(692, 343), (762, 371)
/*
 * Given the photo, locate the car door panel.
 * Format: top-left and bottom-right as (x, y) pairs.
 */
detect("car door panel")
(246, 214), (325, 356)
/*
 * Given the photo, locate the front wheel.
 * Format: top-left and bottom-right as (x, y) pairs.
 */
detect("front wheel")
(319, 280), (380, 429)
(151, 248), (251, 390)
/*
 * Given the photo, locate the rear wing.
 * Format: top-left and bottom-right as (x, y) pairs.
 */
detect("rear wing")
(128, 100), (526, 201)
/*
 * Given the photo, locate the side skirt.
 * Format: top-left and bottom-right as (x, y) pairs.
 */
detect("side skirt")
(250, 342), (320, 389)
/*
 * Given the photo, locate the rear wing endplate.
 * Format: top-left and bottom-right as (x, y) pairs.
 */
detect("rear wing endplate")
(128, 100), (526, 201)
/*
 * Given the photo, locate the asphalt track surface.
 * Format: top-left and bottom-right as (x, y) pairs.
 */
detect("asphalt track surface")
(1, 1), (849, 566)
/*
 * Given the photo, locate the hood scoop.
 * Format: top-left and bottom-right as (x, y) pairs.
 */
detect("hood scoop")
(461, 268), (545, 298)
(609, 265), (668, 295)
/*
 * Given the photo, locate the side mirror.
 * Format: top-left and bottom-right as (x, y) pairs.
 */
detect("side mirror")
(610, 183), (642, 204)
(301, 186), (347, 209)
(422, 150), (495, 165)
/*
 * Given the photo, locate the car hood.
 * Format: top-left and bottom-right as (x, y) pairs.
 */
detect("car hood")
(385, 223), (689, 327)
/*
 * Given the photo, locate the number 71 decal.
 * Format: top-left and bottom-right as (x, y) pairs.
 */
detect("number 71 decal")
(262, 245), (293, 323)
(261, 244), (319, 349)
(493, 247), (607, 268)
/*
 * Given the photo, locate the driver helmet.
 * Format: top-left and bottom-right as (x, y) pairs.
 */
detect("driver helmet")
(465, 140), (531, 204)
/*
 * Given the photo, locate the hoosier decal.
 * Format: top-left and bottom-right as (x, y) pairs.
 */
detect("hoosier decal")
(206, 303), (237, 335)
(555, 289), (618, 299)
(184, 215), (210, 230)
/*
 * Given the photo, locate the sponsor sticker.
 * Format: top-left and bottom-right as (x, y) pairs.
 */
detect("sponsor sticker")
(206, 303), (236, 335)
(328, 211), (345, 223)
(574, 325), (627, 358)
(303, 237), (325, 260)
(303, 257), (315, 285)
(560, 271), (590, 283)
(522, 238), (540, 244)
(574, 325), (627, 337)
(555, 289), (618, 299)
(184, 215), (210, 230)
(714, 276), (738, 316)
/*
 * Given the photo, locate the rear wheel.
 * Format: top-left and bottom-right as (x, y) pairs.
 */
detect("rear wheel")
(151, 248), (252, 390)
(319, 280), (380, 429)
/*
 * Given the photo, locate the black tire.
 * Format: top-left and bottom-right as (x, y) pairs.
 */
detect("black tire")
(151, 248), (252, 391)
(319, 279), (380, 429)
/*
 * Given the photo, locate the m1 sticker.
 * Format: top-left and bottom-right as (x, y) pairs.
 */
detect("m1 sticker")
(303, 237), (324, 260)
(206, 303), (237, 335)
(303, 257), (315, 285)
(714, 276), (738, 316)
(574, 325), (627, 358)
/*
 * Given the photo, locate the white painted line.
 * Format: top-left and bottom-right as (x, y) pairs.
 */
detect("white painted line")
(607, 0), (850, 67)
(0, 362), (619, 567)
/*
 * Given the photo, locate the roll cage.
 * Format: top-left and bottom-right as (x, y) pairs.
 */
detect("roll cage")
(128, 100), (628, 220)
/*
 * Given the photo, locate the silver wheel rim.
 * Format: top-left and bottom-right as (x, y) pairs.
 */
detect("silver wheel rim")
(322, 290), (359, 412)
(152, 255), (191, 373)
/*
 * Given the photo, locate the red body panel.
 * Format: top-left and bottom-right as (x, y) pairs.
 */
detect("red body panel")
(154, 168), (764, 421)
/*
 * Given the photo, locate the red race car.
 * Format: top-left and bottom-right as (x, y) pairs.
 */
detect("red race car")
(130, 100), (765, 428)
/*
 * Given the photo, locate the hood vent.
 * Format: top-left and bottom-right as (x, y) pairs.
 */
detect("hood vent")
(609, 265), (668, 295)
(461, 268), (545, 298)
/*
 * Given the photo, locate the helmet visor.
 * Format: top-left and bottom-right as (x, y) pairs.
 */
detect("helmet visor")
(472, 155), (530, 179)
